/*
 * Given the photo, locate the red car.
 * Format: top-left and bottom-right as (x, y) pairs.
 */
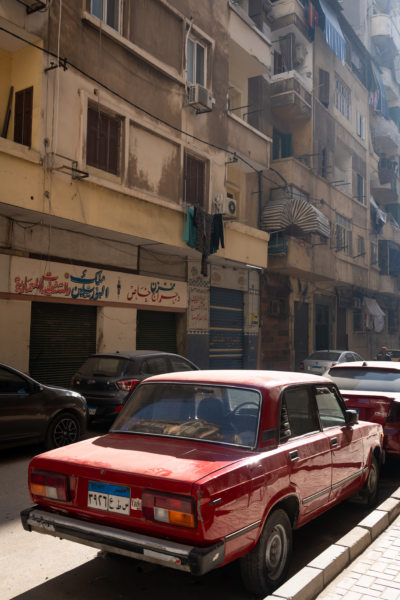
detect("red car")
(21, 370), (383, 596)
(327, 361), (400, 457)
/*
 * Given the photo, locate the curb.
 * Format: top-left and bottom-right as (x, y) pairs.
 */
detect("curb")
(264, 487), (400, 600)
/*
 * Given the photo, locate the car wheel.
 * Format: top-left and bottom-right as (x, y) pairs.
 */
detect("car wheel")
(46, 412), (81, 450)
(239, 509), (292, 596)
(363, 455), (380, 507)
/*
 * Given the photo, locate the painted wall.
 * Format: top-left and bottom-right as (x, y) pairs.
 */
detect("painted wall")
(96, 306), (137, 353)
(0, 298), (30, 372)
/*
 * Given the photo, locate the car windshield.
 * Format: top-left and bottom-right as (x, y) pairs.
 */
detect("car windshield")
(78, 356), (129, 377)
(328, 367), (400, 392)
(111, 382), (261, 448)
(308, 351), (341, 361)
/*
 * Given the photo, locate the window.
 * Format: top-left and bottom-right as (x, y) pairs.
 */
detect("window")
(319, 69), (330, 108)
(187, 37), (206, 87)
(86, 105), (122, 175)
(14, 87), (33, 147)
(184, 152), (205, 207)
(335, 213), (352, 256)
(356, 173), (365, 203)
(272, 129), (292, 160)
(283, 387), (320, 438)
(356, 110), (366, 140)
(371, 240), (378, 266)
(353, 309), (363, 332)
(315, 387), (345, 428)
(90, 0), (120, 31)
(335, 76), (351, 120)
(357, 235), (365, 257)
(0, 366), (29, 394)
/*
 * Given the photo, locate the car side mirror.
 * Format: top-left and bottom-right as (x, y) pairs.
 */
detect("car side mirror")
(345, 409), (358, 426)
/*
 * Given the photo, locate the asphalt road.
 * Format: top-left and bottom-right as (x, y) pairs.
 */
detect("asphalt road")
(1, 435), (398, 600)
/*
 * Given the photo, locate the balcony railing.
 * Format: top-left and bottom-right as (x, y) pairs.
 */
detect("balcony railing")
(270, 70), (312, 122)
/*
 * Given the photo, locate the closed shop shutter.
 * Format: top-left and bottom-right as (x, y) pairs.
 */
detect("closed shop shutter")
(210, 287), (244, 369)
(29, 302), (97, 387)
(136, 310), (177, 353)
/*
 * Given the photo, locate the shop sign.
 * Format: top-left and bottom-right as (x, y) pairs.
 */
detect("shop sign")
(10, 256), (187, 308)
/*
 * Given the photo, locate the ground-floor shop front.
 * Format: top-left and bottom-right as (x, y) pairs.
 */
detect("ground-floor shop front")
(0, 254), (261, 384)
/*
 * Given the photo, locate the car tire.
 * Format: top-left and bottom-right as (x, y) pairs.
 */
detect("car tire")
(45, 412), (81, 450)
(239, 509), (292, 596)
(363, 455), (380, 507)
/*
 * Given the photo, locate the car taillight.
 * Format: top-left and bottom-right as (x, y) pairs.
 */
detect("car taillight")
(70, 376), (76, 386)
(299, 362), (304, 371)
(330, 362), (337, 368)
(30, 470), (70, 501)
(142, 491), (196, 528)
(387, 401), (400, 423)
(116, 378), (140, 392)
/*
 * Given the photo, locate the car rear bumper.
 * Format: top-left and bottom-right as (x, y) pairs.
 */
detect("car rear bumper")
(21, 506), (225, 576)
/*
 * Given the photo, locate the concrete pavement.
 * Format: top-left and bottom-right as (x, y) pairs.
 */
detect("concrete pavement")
(265, 487), (400, 600)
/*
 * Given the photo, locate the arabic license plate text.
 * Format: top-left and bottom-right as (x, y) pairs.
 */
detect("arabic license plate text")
(88, 481), (130, 514)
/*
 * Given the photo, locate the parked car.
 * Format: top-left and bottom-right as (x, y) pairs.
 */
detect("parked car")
(299, 350), (363, 375)
(21, 370), (382, 596)
(327, 360), (400, 457)
(0, 362), (87, 450)
(386, 349), (400, 362)
(70, 350), (199, 422)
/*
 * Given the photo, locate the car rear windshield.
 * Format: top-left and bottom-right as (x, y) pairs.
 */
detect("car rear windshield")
(328, 368), (400, 392)
(111, 382), (261, 448)
(309, 351), (341, 361)
(78, 356), (131, 377)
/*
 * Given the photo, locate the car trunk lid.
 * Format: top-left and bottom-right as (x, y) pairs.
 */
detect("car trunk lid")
(341, 390), (395, 425)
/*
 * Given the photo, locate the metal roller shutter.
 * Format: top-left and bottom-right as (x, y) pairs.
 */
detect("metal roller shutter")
(210, 287), (244, 369)
(29, 302), (97, 387)
(136, 310), (177, 353)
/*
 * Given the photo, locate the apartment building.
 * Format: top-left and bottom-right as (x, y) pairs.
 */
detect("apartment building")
(256, 0), (400, 368)
(0, 0), (271, 384)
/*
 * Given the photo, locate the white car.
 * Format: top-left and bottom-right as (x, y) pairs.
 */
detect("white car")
(299, 350), (363, 375)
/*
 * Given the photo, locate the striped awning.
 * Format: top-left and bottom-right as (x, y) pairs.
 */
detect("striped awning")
(262, 197), (331, 238)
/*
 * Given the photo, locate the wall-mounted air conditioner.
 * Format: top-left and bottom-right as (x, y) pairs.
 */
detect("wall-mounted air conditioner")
(215, 195), (237, 218)
(188, 84), (213, 113)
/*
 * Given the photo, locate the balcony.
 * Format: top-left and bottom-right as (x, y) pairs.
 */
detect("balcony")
(371, 114), (400, 156)
(227, 111), (271, 169)
(270, 70), (311, 122)
(381, 67), (399, 103)
(270, 0), (309, 38)
(229, 4), (271, 78)
(371, 11), (400, 55)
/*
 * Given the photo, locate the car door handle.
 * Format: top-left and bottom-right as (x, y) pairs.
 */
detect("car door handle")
(330, 437), (339, 447)
(289, 450), (299, 461)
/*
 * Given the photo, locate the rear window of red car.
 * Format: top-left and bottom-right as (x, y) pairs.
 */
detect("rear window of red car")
(328, 367), (400, 392)
(111, 382), (261, 448)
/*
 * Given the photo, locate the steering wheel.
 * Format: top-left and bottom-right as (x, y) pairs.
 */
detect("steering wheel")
(231, 401), (259, 415)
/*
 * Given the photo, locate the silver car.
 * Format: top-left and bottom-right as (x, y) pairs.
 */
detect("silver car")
(299, 350), (363, 375)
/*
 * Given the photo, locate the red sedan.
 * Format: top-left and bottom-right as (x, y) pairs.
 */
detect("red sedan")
(21, 370), (383, 596)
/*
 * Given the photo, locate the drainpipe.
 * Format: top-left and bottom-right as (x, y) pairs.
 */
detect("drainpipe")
(258, 170), (263, 229)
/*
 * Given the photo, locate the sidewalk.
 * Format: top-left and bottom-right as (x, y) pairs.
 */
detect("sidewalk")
(265, 487), (400, 600)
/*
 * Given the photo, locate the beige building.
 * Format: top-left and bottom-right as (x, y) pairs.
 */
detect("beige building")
(0, 0), (271, 383)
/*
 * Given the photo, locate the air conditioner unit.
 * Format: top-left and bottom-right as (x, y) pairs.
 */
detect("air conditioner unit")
(294, 44), (307, 66)
(188, 84), (213, 113)
(215, 195), (237, 218)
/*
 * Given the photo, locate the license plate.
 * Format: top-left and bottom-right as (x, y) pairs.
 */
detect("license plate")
(88, 481), (130, 514)
(88, 407), (97, 416)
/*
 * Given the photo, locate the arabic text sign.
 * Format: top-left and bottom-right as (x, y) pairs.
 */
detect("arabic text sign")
(11, 256), (187, 308)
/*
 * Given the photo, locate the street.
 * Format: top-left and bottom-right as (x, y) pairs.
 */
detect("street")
(1, 437), (399, 600)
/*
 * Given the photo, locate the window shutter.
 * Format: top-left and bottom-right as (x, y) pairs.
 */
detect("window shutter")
(282, 133), (292, 158)
(184, 153), (205, 207)
(319, 69), (330, 108)
(14, 87), (33, 146)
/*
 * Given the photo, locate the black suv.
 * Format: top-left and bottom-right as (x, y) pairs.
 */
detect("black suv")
(70, 350), (199, 422)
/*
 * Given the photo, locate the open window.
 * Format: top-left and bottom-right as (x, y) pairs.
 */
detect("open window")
(89, 0), (121, 31)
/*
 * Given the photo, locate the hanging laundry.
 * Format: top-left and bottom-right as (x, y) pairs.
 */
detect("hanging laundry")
(210, 214), (224, 254)
(183, 206), (197, 249)
(194, 206), (213, 277)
